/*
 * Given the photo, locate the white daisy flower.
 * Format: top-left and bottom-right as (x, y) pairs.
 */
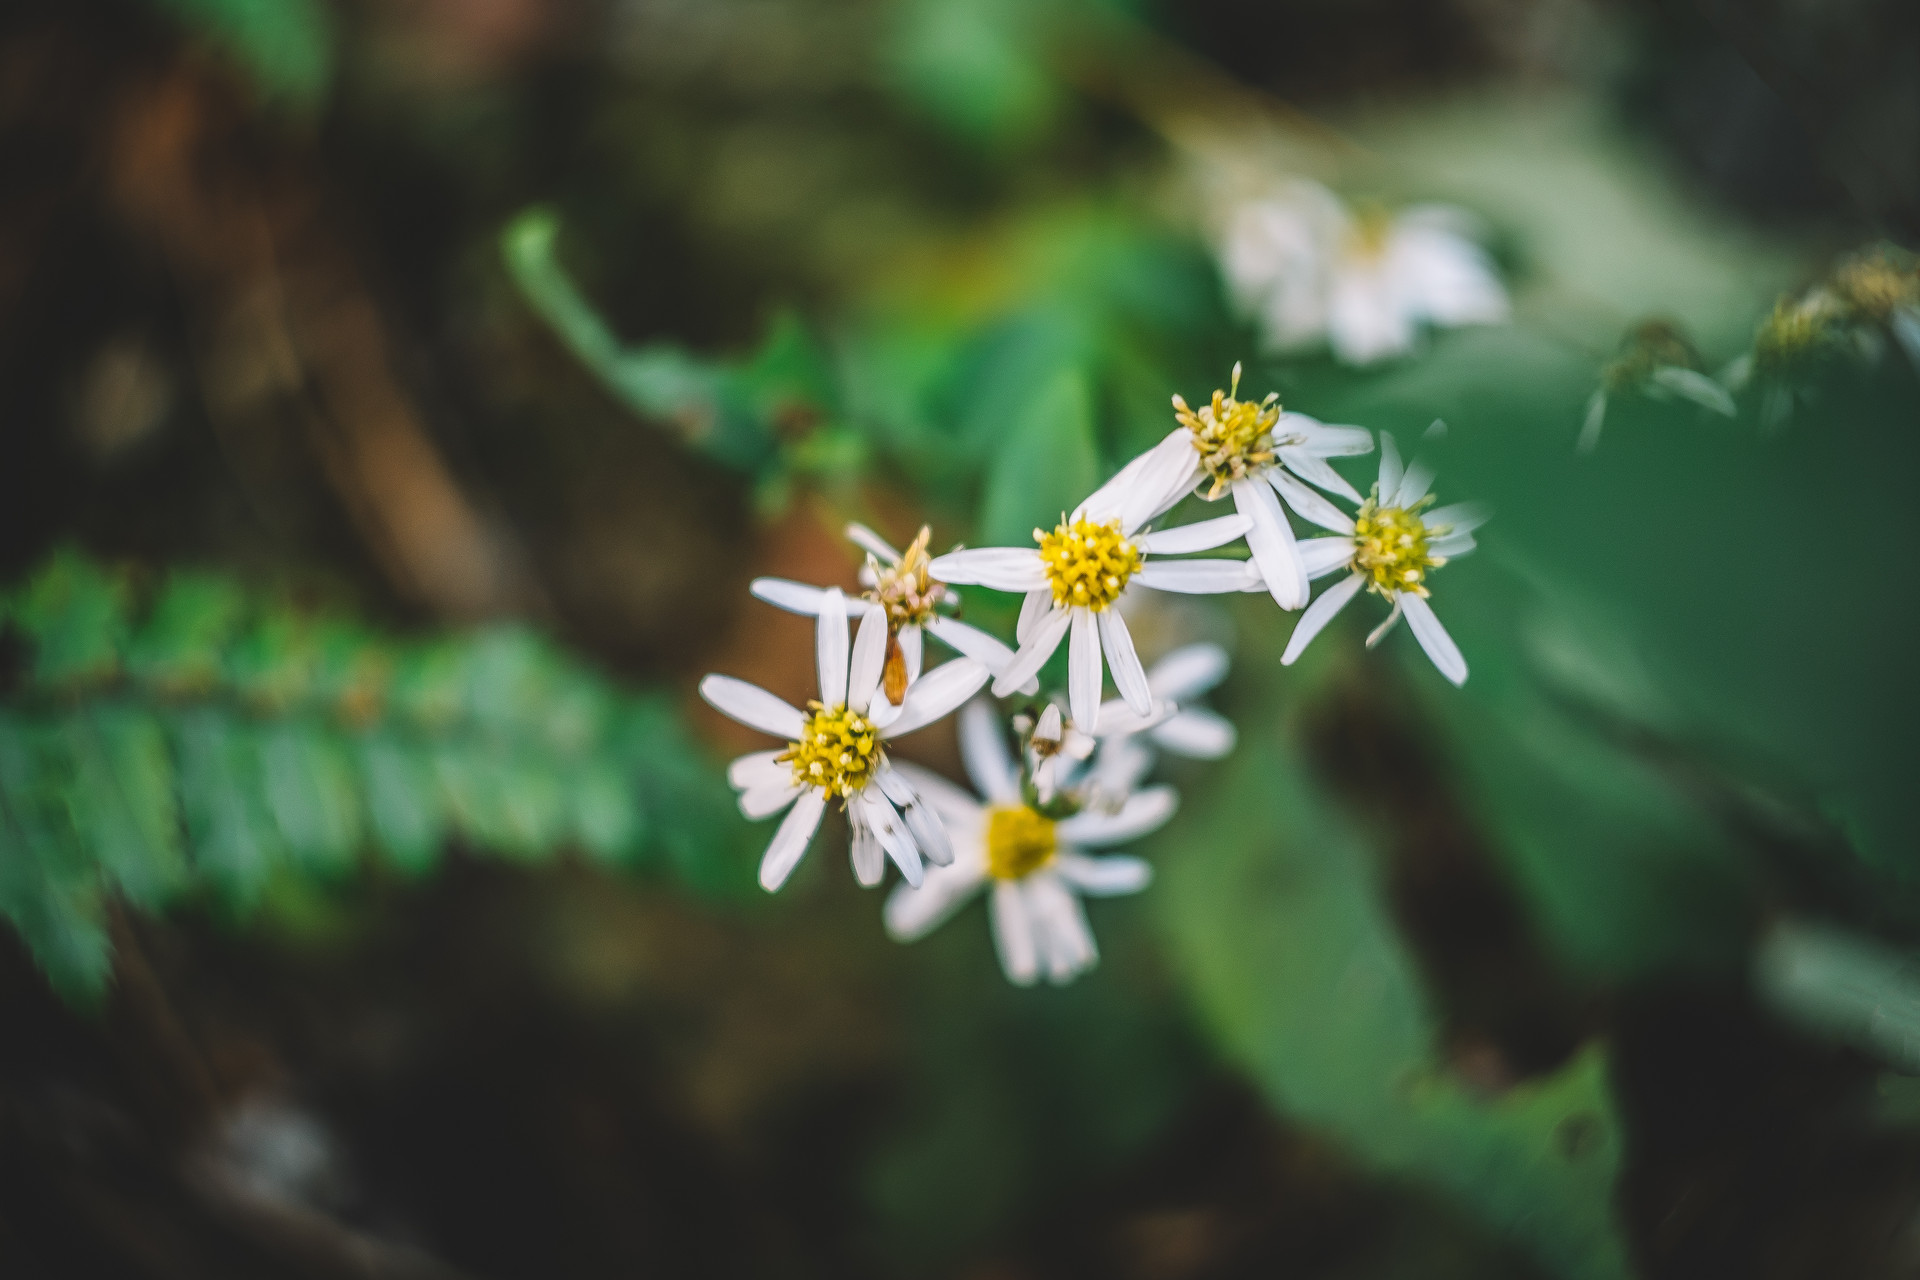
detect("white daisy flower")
(1119, 364), (1373, 610)
(883, 700), (1171, 987)
(749, 523), (1035, 723)
(700, 587), (983, 892)
(1221, 180), (1509, 366)
(927, 475), (1253, 733)
(1276, 433), (1487, 686)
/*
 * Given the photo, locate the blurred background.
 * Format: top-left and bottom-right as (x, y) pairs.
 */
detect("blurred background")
(2, 0), (1918, 1276)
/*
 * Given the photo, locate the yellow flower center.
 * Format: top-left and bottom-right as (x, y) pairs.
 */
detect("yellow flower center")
(779, 702), (880, 800)
(1036, 517), (1141, 612)
(1343, 204), (1394, 262)
(1352, 493), (1446, 598)
(1831, 249), (1918, 323)
(985, 805), (1057, 881)
(1754, 294), (1842, 375)
(1173, 363), (1282, 500)
(867, 526), (944, 628)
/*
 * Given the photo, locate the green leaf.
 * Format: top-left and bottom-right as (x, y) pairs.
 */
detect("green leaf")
(0, 716), (113, 1001)
(357, 733), (446, 877)
(63, 706), (187, 910)
(8, 551), (127, 691)
(126, 573), (248, 696)
(879, 0), (1059, 146)
(1155, 711), (1632, 1280)
(976, 366), (1101, 546)
(173, 709), (285, 912)
(144, 0), (334, 108)
(259, 721), (361, 873)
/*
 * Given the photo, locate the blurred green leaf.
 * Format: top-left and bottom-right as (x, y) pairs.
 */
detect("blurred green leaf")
(977, 366), (1101, 545)
(880, 0), (1059, 146)
(8, 552), (127, 691)
(145, 0), (334, 108)
(1156, 706), (1631, 1280)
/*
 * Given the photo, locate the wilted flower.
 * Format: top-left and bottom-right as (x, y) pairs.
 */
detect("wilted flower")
(883, 700), (1171, 986)
(1278, 434), (1485, 685)
(701, 588), (984, 891)
(929, 473), (1251, 732)
(1220, 180), (1509, 366)
(1578, 319), (1736, 454)
(750, 522), (1033, 722)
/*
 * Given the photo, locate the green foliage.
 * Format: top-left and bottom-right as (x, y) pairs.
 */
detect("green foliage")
(879, 0), (1061, 147)
(977, 366), (1101, 544)
(0, 552), (749, 1002)
(144, 0), (334, 108)
(1155, 679), (1633, 1280)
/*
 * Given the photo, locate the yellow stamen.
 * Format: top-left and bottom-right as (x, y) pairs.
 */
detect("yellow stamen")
(1036, 517), (1141, 612)
(985, 805), (1057, 881)
(1352, 491), (1447, 599)
(778, 701), (880, 800)
(1172, 363), (1284, 501)
(866, 526), (944, 628)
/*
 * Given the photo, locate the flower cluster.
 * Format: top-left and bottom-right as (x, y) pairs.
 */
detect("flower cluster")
(1219, 180), (1509, 366)
(700, 368), (1484, 983)
(1578, 318), (1735, 453)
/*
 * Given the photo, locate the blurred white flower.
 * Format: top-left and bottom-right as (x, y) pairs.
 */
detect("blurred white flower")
(1221, 181), (1509, 365)
(929, 473), (1251, 733)
(750, 522), (1034, 722)
(700, 588), (982, 891)
(884, 700), (1170, 987)
(1579, 319), (1735, 455)
(1117, 363), (1372, 609)
(1276, 433), (1487, 685)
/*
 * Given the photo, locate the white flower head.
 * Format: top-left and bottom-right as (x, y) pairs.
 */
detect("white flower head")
(928, 469), (1254, 734)
(1275, 431), (1486, 686)
(1017, 701), (1095, 806)
(1128, 364), (1375, 611)
(1221, 180), (1509, 366)
(883, 700), (1171, 987)
(700, 587), (986, 892)
(748, 523), (1035, 723)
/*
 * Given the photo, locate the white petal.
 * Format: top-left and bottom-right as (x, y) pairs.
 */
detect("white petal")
(1424, 503), (1490, 537)
(727, 749), (789, 790)
(992, 606), (1071, 697)
(816, 588), (848, 707)
(851, 812), (885, 886)
(1298, 536), (1358, 580)
(1016, 588), (1052, 646)
(1147, 643), (1228, 701)
(759, 790), (826, 891)
(887, 760), (989, 828)
(1394, 459), (1436, 509)
(884, 860), (987, 941)
(1025, 874), (1097, 985)
(1097, 610), (1152, 717)
(990, 881), (1041, 986)
(1399, 593), (1468, 686)
(740, 782), (803, 820)
(1377, 432), (1403, 501)
(1053, 853), (1152, 897)
(1366, 598), (1405, 648)
(1056, 786), (1178, 846)
(1892, 305), (1920, 374)
(1068, 608), (1104, 731)
(1649, 365), (1737, 416)
(1269, 470), (1355, 534)
(926, 615), (1017, 678)
(1281, 414), (1375, 457)
(877, 765), (954, 867)
(886, 658), (991, 737)
(1137, 514), (1250, 555)
(898, 623), (924, 686)
(1234, 477), (1307, 609)
(1281, 572), (1365, 665)
(1134, 560), (1254, 594)
(1149, 708), (1236, 758)
(959, 697), (1020, 804)
(862, 787), (924, 887)
(928, 548), (1047, 592)
(845, 522), (902, 564)
(846, 603), (888, 713)
(1276, 447), (1363, 503)
(1427, 532), (1477, 559)
(700, 675), (804, 740)
(1577, 388), (1607, 455)
(749, 578), (834, 616)
(1077, 429), (1200, 531)
(1086, 736), (1154, 796)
